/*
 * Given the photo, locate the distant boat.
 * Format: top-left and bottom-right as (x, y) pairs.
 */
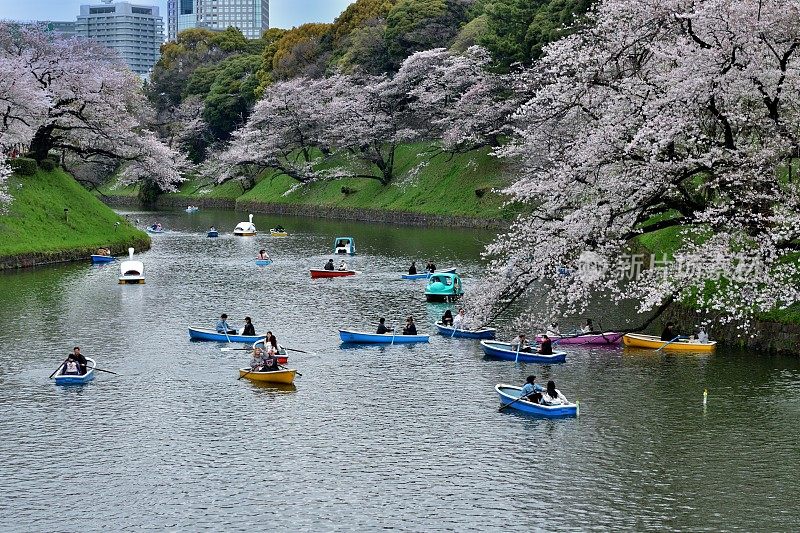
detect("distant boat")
(536, 332), (623, 345)
(234, 214), (256, 236)
(255, 259), (273, 266)
(188, 327), (267, 344)
(623, 333), (717, 352)
(401, 267), (456, 280)
(54, 358), (96, 386)
(310, 269), (359, 279)
(90, 254), (114, 264)
(146, 225), (164, 234)
(118, 248), (144, 284)
(207, 229), (219, 238)
(424, 272), (464, 302)
(338, 329), (429, 344)
(186, 206), (199, 213)
(270, 228), (288, 237)
(495, 384), (578, 417)
(333, 237), (356, 255)
(480, 340), (566, 363)
(435, 322), (496, 339)
(238, 368), (297, 384)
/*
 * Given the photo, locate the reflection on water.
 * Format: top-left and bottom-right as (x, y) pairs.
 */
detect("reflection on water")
(0, 208), (798, 531)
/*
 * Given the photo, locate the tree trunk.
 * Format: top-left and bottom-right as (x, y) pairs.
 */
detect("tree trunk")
(28, 125), (55, 161)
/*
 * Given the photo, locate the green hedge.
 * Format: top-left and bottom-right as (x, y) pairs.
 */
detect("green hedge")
(10, 158), (37, 176)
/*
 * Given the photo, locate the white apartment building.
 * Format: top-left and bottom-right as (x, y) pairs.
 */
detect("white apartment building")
(76, 0), (164, 76)
(167, 0), (269, 41)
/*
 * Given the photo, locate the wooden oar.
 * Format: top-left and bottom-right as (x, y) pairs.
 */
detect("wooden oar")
(655, 335), (681, 353)
(283, 347), (310, 354)
(93, 367), (118, 375)
(49, 357), (70, 379)
(499, 390), (535, 411)
(238, 367), (256, 380)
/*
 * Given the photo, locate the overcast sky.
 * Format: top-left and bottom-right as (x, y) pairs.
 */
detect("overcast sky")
(0, 0), (354, 29)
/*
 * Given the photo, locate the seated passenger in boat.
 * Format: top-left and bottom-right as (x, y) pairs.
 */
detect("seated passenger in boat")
(408, 261), (417, 275)
(97, 247), (111, 256)
(428, 261), (437, 273)
(216, 313), (237, 334)
(62, 353), (82, 375)
(258, 250), (270, 260)
(541, 380), (569, 406)
(441, 310), (454, 326)
(661, 322), (677, 341)
(538, 334), (554, 355)
(242, 317), (256, 336)
(275, 225), (285, 232)
(546, 322), (561, 336)
(581, 319), (594, 334)
(376, 318), (393, 334)
(260, 345), (281, 372)
(453, 308), (466, 330)
(324, 259), (335, 270)
(402, 316), (418, 335)
(338, 260), (348, 271)
(698, 327), (709, 343)
(250, 347), (264, 370)
(510, 334), (532, 352)
(520, 375), (544, 403)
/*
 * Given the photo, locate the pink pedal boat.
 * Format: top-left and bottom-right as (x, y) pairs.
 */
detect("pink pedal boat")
(535, 332), (624, 345)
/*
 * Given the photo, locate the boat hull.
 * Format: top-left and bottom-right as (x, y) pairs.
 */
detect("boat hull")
(536, 332), (623, 345)
(339, 329), (429, 344)
(623, 333), (717, 352)
(54, 358), (96, 386)
(255, 260), (273, 266)
(402, 268), (456, 280)
(118, 277), (145, 284)
(239, 369), (296, 384)
(234, 232), (256, 236)
(91, 255), (114, 264)
(496, 384), (577, 417)
(146, 228), (164, 234)
(207, 231), (218, 238)
(310, 269), (358, 279)
(188, 327), (268, 344)
(435, 322), (496, 339)
(425, 293), (463, 303)
(480, 341), (566, 363)
(270, 230), (288, 237)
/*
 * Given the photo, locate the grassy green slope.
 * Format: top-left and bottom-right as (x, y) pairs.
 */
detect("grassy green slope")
(0, 168), (149, 257)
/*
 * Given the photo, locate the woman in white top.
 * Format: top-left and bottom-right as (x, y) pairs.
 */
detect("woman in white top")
(546, 322), (561, 336)
(580, 319), (594, 334)
(452, 309), (466, 330)
(541, 380), (569, 405)
(338, 260), (348, 271)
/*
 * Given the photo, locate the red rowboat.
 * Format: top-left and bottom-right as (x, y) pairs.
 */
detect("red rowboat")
(310, 269), (360, 279)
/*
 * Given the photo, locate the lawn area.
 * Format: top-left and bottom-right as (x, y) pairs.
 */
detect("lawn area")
(0, 168), (149, 257)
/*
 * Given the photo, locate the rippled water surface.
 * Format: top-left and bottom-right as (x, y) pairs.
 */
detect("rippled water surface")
(1, 210), (799, 531)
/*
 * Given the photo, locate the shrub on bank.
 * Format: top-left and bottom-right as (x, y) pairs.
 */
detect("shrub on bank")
(10, 158), (37, 176)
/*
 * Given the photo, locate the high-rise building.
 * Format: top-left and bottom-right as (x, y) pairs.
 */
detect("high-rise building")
(76, 0), (164, 76)
(167, 0), (269, 41)
(43, 21), (78, 37)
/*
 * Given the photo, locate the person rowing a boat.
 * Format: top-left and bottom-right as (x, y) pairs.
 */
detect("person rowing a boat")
(408, 261), (417, 275)
(581, 319), (595, 334)
(519, 375), (544, 403)
(258, 250), (270, 260)
(216, 314), (237, 335)
(62, 347), (87, 375)
(661, 322), (677, 341)
(452, 308), (466, 330)
(546, 322), (561, 336)
(538, 335), (554, 355)
(441, 310), (454, 326)
(324, 259), (335, 271)
(510, 333), (532, 353)
(242, 317), (256, 336)
(403, 316), (418, 335)
(338, 260), (348, 271)
(376, 318), (393, 334)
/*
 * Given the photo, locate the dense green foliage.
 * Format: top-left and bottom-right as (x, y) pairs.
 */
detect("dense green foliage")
(0, 168), (148, 258)
(9, 158), (37, 176)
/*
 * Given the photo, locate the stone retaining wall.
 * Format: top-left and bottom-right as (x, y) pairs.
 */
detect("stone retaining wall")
(0, 236), (151, 270)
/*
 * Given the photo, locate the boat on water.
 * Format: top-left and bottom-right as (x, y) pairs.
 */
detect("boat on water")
(270, 228), (288, 237)
(188, 327), (269, 344)
(186, 206), (199, 213)
(146, 225), (164, 234)
(480, 340), (567, 363)
(207, 230), (219, 238)
(118, 248), (145, 284)
(238, 368), (296, 384)
(310, 269), (360, 279)
(255, 259), (273, 266)
(536, 332), (624, 345)
(250, 339), (289, 365)
(401, 267), (456, 280)
(91, 253), (114, 264)
(623, 333), (717, 352)
(54, 358), (96, 386)
(424, 272), (464, 302)
(435, 322), (496, 339)
(234, 214), (257, 236)
(339, 329), (429, 344)
(495, 384), (578, 417)
(334, 237), (356, 255)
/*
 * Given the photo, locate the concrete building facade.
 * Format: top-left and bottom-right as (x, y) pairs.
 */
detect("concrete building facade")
(76, 0), (164, 76)
(167, 0), (269, 41)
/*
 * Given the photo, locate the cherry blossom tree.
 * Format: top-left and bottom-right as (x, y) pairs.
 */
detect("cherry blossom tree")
(471, 0), (800, 328)
(0, 24), (188, 194)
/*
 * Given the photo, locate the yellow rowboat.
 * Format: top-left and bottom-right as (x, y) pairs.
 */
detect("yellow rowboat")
(623, 333), (717, 352)
(270, 229), (288, 237)
(238, 368), (297, 384)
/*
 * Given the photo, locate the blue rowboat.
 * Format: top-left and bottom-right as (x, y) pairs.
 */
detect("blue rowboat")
(146, 227), (165, 234)
(339, 329), (429, 344)
(435, 322), (496, 339)
(54, 358), (96, 386)
(480, 340), (566, 363)
(188, 327), (268, 343)
(91, 255), (114, 264)
(401, 267), (456, 280)
(496, 384), (577, 417)
(255, 259), (273, 266)
(207, 231), (219, 238)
